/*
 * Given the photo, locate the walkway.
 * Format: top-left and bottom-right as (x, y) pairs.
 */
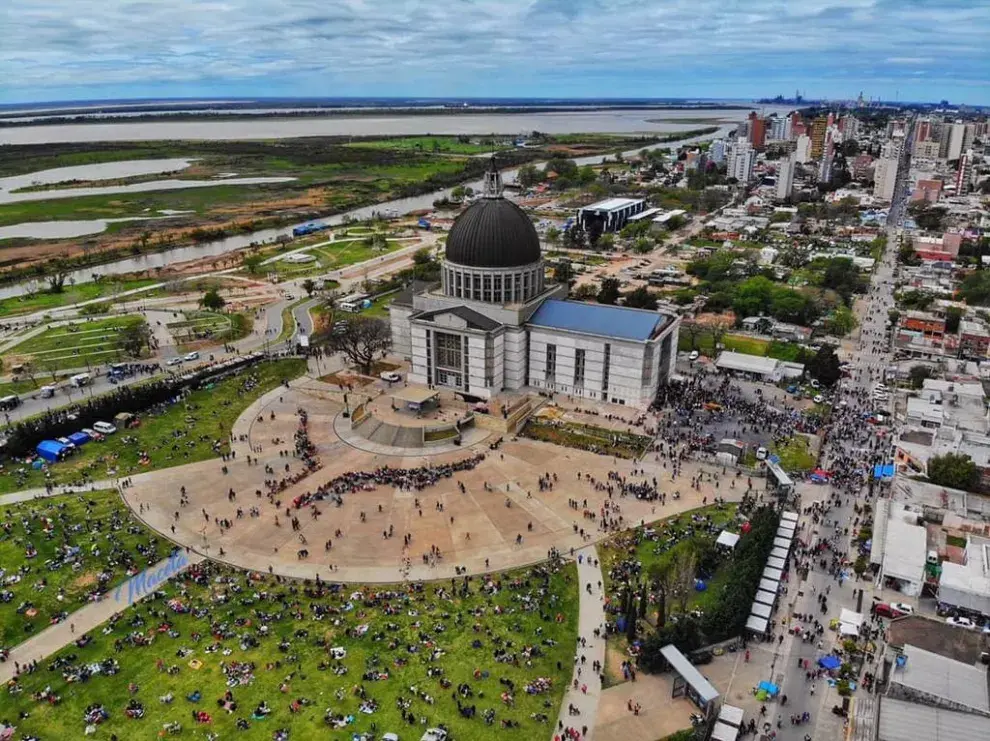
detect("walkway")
(0, 551), (204, 683)
(554, 545), (607, 741)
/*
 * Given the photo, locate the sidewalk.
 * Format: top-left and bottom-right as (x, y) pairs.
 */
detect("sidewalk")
(555, 545), (607, 741)
(0, 551), (203, 683)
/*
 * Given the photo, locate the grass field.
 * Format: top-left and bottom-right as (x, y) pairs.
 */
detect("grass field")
(0, 489), (170, 645)
(0, 358), (307, 494)
(2, 559), (578, 741)
(0, 279), (160, 318)
(167, 311), (252, 348)
(2, 315), (146, 370)
(346, 135), (514, 155)
(771, 435), (817, 472)
(358, 294), (397, 319)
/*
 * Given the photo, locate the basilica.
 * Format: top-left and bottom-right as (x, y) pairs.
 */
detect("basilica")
(389, 161), (680, 408)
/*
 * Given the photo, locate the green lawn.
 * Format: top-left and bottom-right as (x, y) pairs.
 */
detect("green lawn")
(167, 311), (252, 348)
(771, 435), (817, 472)
(0, 358), (307, 494)
(358, 294), (396, 319)
(0, 489), (171, 644)
(679, 332), (770, 357)
(3, 559), (578, 741)
(0, 279), (160, 318)
(308, 237), (410, 269)
(347, 135), (514, 155)
(2, 315), (146, 370)
(521, 419), (652, 459)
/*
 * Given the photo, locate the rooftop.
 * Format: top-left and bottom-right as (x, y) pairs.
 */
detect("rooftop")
(527, 299), (667, 342)
(580, 197), (645, 212)
(887, 615), (988, 665)
(715, 351), (781, 375)
(883, 511), (928, 584)
(878, 697), (990, 741)
(889, 644), (990, 714)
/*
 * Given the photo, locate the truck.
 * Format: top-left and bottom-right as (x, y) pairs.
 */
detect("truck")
(292, 222), (329, 238)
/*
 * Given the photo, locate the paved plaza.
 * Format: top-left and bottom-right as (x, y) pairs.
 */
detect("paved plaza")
(123, 382), (741, 583)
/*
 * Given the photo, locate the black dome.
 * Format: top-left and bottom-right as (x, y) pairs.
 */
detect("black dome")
(445, 198), (542, 269)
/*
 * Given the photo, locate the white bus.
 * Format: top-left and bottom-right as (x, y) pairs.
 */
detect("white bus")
(71, 373), (92, 388)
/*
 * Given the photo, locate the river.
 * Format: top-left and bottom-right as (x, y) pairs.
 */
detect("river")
(0, 108), (755, 145)
(0, 123), (734, 300)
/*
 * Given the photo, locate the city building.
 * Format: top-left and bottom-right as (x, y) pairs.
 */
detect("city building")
(911, 179), (943, 204)
(776, 154), (795, 201)
(956, 150), (974, 194)
(576, 197), (646, 233)
(852, 153), (875, 180)
(944, 122), (966, 161)
(748, 111), (766, 150)
(727, 139), (755, 182)
(874, 157), (899, 201)
(794, 134), (812, 164)
(810, 115), (829, 159)
(709, 139), (727, 164)
(390, 160), (680, 407)
(913, 139), (942, 160)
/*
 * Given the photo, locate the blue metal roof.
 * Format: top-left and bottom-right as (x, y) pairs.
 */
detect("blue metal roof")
(527, 300), (665, 341)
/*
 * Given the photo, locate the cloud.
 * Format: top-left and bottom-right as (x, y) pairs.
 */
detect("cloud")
(0, 0), (987, 103)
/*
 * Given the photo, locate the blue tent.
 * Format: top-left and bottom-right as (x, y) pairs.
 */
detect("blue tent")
(36, 440), (66, 462)
(68, 431), (90, 446)
(819, 655), (841, 670)
(873, 464), (895, 480)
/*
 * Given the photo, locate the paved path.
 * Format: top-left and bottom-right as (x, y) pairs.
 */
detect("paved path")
(0, 551), (204, 683)
(555, 545), (607, 741)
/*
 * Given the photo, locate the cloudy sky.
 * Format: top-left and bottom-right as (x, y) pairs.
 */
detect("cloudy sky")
(1, 0), (988, 105)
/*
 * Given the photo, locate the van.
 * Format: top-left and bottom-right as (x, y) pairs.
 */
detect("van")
(40, 385), (56, 399)
(756, 446), (769, 461)
(71, 373), (91, 388)
(0, 395), (20, 411)
(92, 421), (117, 435)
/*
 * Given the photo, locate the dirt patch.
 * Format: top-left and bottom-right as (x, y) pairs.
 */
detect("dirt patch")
(320, 371), (374, 388)
(72, 572), (97, 589)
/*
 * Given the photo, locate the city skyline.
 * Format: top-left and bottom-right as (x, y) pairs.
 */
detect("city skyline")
(1, 0), (988, 106)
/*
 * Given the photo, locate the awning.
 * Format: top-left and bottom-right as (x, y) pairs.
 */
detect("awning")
(781, 511), (799, 524)
(755, 589), (777, 606)
(711, 721), (739, 741)
(758, 578), (779, 594)
(719, 704), (745, 728)
(746, 615), (769, 633)
(773, 537), (792, 549)
(770, 546), (789, 560)
(390, 386), (440, 405)
(767, 556), (786, 570)
(716, 531), (740, 549)
(762, 566), (783, 581)
(658, 644), (720, 705)
(750, 602), (772, 618)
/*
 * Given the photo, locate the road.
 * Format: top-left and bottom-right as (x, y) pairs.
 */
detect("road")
(773, 123), (912, 741)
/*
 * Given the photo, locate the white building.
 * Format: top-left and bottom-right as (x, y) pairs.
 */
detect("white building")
(794, 134), (812, 164)
(776, 154), (795, 201)
(727, 139), (755, 183)
(577, 198), (647, 233)
(945, 122), (966, 161)
(709, 139), (727, 164)
(389, 160), (680, 408)
(874, 157), (899, 201)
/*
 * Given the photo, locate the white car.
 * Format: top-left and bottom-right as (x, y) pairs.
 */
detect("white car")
(184, 352), (200, 362)
(380, 371), (401, 383)
(810, 379), (820, 389)
(166, 357), (183, 366)
(92, 421), (117, 435)
(813, 395), (825, 404)
(890, 602), (914, 617)
(946, 616), (976, 629)
(689, 350), (700, 361)
(420, 730), (448, 741)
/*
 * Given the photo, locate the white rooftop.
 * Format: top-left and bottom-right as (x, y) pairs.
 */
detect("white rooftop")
(883, 514), (928, 586)
(715, 351), (780, 375)
(891, 644), (990, 714)
(581, 197), (644, 212)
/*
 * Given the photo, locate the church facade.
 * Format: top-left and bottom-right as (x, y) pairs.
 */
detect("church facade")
(389, 162), (680, 408)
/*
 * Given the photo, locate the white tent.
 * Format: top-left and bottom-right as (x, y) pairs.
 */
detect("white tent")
(717, 530), (741, 549)
(755, 589), (777, 606)
(719, 704), (745, 728)
(781, 511), (799, 524)
(746, 615), (769, 633)
(711, 721), (739, 741)
(750, 602), (772, 618)
(770, 546), (789, 560)
(774, 536), (792, 549)
(839, 608), (865, 636)
(767, 556), (786, 570)
(759, 578), (779, 594)
(762, 566), (783, 581)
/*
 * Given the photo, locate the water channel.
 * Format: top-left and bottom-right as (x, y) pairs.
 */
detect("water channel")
(0, 123), (736, 300)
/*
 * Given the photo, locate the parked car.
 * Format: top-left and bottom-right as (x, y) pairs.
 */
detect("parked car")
(813, 395), (825, 404)
(166, 357), (183, 366)
(420, 730), (447, 741)
(689, 350), (699, 361)
(92, 421), (117, 435)
(874, 603), (895, 618)
(184, 352), (200, 362)
(380, 371), (401, 383)
(81, 428), (104, 441)
(947, 616), (976, 629)
(890, 602), (914, 617)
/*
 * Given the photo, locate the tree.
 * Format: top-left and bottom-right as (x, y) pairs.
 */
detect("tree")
(47, 257), (70, 294)
(960, 272), (990, 306)
(680, 321), (707, 351)
(242, 253), (264, 274)
(552, 261), (574, 285)
(301, 279), (317, 297)
(118, 322), (152, 359)
(320, 316), (392, 375)
(928, 453), (980, 492)
(200, 288), (226, 311)
(825, 306), (857, 336)
(597, 277), (620, 305)
(517, 164), (541, 188)
(597, 233), (616, 251)
(807, 344), (842, 388)
(908, 364), (933, 389)
(544, 226), (560, 247)
(623, 286), (658, 310)
(945, 306), (964, 334)
(450, 185), (466, 201)
(632, 236), (654, 254)
(572, 283), (598, 301)
(647, 559), (677, 628)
